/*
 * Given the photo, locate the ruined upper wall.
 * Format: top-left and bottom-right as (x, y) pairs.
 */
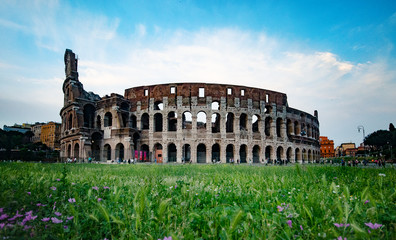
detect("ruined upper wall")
(124, 83), (288, 110)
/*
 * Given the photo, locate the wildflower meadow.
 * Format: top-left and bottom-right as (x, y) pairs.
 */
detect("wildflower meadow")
(0, 163), (395, 239)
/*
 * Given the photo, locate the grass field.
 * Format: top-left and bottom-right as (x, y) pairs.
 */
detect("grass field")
(0, 163), (395, 239)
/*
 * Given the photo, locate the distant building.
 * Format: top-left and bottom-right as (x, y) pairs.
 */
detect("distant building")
(31, 122), (45, 143)
(3, 123), (32, 134)
(40, 122), (61, 150)
(335, 143), (356, 157)
(319, 136), (335, 158)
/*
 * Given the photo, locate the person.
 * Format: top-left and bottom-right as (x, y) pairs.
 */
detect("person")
(154, 158), (157, 164)
(88, 157), (92, 163)
(249, 159), (252, 165)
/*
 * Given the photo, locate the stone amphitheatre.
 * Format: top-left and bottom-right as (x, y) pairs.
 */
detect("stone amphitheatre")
(60, 49), (320, 163)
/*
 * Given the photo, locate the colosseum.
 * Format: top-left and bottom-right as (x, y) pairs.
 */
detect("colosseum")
(60, 49), (320, 163)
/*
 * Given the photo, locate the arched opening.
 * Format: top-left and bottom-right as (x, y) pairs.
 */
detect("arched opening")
(96, 115), (101, 129)
(74, 143), (79, 159)
(276, 118), (283, 137)
(277, 146), (284, 161)
(308, 149), (312, 162)
(120, 102), (129, 111)
(182, 111), (192, 129)
(133, 133), (140, 157)
(253, 145), (260, 163)
(182, 144), (191, 162)
(212, 143), (220, 162)
(302, 149), (307, 163)
(197, 144), (206, 163)
(295, 148), (301, 162)
(115, 143), (124, 161)
(307, 125), (312, 137)
(154, 143), (163, 163)
(265, 105), (272, 114)
(141, 113), (149, 130)
(286, 147), (292, 162)
(104, 112), (112, 127)
(226, 113), (234, 133)
(239, 144), (247, 163)
(168, 143), (177, 162)
(265, 146), (273, 163)
(91, 132), (102, 161)
(211, 101), (219, 110)
(287, 119), (293, 136)
(154, 113), (163, 132)
(68, 114), (73, 130)
(154, 101), (163, 110)
(301, 123), (306, 136)
(211, 113), (221, 133)
(197, 111), (207, 130)
(294, 121), (300, 135)
(226, 144), (234, 163)
(83, 104), (95, 128)
(121, 113), (129, 128)
(140, 144), (149, 162)
(104, 144), (111, 160)
(240, 113), (247, 131)
(252, 115), (260, 133)
(67, 144), (72, 158)
(130, 114), (137, 128)
(168, 112), (177, 131)
(265, 117), (272, 136)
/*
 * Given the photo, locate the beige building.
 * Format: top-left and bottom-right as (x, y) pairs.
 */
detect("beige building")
(41, 122), (61, 150)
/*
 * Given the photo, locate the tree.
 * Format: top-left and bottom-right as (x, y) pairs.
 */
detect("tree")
(390, 123), (395, 132)
(364, 130), (392, 148)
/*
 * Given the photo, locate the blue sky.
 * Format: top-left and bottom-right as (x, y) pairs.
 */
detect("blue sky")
(0, 0), (395, 147)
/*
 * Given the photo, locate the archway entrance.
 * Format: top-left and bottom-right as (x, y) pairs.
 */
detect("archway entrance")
(197, 144), (206, 163)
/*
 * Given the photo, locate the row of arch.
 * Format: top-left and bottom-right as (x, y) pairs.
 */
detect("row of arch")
(65, 141), (320, 163)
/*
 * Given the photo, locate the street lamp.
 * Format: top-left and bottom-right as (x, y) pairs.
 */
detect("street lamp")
(358, 125), (366, 157)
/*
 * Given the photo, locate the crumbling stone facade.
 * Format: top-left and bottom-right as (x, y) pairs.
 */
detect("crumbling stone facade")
(60, 49), (320, 163)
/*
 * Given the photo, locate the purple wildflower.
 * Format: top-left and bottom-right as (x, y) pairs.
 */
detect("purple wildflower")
(287, 220), (292, 228)
(36, 203), (42, 207)
(56, 179), (61, 181)
(53, 201), (56, 210)
(0, 208), (3, 213)
(92, 186), (99, 191)
(277, 206), (284, 212)
(0, 214), (8, 220)
(287, 214), (292, 218)
(364, 200), (370, 204)
(0, 223), (4, 229)
(365, 222), (383, 229)
(72, 182), (76, 185)
(23, 225), (32, 231)
(27, 192), (31, 195)
(67, 216), (74, 220)
(54, 212), (62, 217)
(97, 198), (102, 202)
(337, 237), (347, 240)
(164, 237), (173, 240)
(103, 186), (110, 189)
(41, 217), (50, 222)
(300, 225), (303, 230)
(334, 223), (350, 228)
(64, 225), (68, 229)
(50, 186), (56, 191)
(68, 198), (76, 203)
(51, 217), (63, 224)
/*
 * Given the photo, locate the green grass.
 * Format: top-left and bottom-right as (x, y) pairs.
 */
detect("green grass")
(0, 163), (395, 239)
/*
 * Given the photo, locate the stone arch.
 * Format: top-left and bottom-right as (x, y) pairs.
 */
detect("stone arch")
(197, 143), (206, 163)
(265, 145), (273, 162)
(115, 143), (124, 160)
(211, 101), (220, 110)
(67, 144), (72, 158)
(308, 149), (312, 162)
(197, 111), (207, 130)
(104, 112), (112, 127)
(302, 148), (307, 163)
(286, 147), (293, 162)
(154, 101), (163, 110)
(265, 117), (272, 136)
(253, 145), (260, 163)
(240, 113), (247, 131)
(226, 113), (234, 133)
(168, 143), (177, 162)
(153, 143), (163, 163)
(83, 104), (95, 128)
(140, 144), (149, 162)
(239, 144), (247, 163)
(226, 144), (234, 163)
(141, 113), (149, 130)
(287, 119), (293, 136)
(212, 143), (220, 162)
(91, 132), (102, 160)
(252, 114), (260, 133)
(96, 115), (101, 129)
(68, 113), (73, 130)
(168, 112), (177, 131)
(130, 114), (137, 128)
(211, 113), (221, 133)
(276, 146), (284, 160)
(182, 111), (192, 129)
(307, 124), (312, 137)
(104, 144), (111, 160)
(294, 121), (300, 135)
(276, 118), (283, 137)
(295, 148), (301, 162)
(154, 113), (163, 132)
(74, 143), (79, 159)
(182, 144), (191, 162)
(265, 105), (272, 114)
(120, 102), (129, 111)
